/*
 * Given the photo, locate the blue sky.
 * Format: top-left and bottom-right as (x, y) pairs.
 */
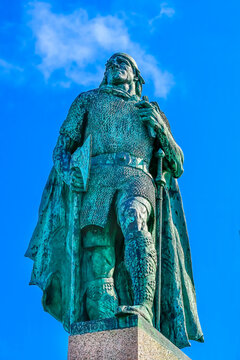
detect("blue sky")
(1, 0), (240, 359)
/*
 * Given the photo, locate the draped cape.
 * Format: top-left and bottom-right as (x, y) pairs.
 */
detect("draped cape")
(25, 165), (203, 349)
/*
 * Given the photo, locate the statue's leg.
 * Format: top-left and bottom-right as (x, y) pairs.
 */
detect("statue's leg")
(116, 196), (157, 324)
(82, 226), (118, 320)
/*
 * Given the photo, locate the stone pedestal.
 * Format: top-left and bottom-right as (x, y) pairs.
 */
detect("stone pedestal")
(68, 315), (191, 360)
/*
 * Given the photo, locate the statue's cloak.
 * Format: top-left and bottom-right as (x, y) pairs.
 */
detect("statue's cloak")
(25, 165), (203, 349)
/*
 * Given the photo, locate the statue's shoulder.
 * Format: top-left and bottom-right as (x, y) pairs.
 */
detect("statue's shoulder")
(60, 89), (99, 140)
(76, 88), (99, 106)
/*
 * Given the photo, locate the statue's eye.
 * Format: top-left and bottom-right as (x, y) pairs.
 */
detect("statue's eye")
(106, 63), (114, 70)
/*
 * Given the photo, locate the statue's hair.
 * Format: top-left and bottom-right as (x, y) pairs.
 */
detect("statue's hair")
(99, 53), (145, 97)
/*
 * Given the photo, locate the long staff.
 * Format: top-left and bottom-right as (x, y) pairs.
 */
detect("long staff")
(69, 189), (82, 327)
(155, 148), (165, 332)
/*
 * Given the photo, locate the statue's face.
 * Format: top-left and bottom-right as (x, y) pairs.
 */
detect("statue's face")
(105, 55), (135, 85)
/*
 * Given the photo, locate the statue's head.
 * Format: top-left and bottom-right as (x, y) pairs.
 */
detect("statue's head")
(100, 53), (145, 97)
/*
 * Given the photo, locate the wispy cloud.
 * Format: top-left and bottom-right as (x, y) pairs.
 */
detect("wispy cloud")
(149, 2), (175, 25)
(159, 2), (175, 18)
(0, 58), (23, 73)
(27, 2), (174, 98)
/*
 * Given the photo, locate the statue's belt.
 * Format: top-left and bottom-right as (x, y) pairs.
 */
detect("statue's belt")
(91, 153), (151, 177)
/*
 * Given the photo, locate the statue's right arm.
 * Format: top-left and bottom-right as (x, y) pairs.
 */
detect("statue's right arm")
(53, 134), (77, 186)
(52, 94), (87, 190)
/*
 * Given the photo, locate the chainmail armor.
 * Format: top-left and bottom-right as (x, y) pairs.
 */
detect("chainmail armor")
(80, 165), (156, 229)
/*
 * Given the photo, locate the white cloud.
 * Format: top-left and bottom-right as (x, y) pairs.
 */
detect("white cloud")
(28, 2), (174, 98)
(138, 54), (174, 98)
(149, 3), (175, 25)
(160, 3), (175, 18)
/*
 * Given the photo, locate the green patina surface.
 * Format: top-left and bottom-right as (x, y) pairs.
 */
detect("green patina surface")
(25, 53), (204, 349)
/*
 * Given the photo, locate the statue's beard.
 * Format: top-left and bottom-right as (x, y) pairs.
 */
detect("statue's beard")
(109, 72), (132, 86)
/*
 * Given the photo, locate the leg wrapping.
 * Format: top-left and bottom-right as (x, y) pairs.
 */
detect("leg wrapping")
(124, 230), (157, 306)
(86, 278), (118, 320)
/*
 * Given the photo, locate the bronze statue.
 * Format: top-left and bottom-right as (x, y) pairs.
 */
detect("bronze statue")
(25, 53), (203, 348)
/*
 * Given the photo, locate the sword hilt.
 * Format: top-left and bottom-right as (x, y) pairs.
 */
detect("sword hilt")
(155, 149), (166, 188)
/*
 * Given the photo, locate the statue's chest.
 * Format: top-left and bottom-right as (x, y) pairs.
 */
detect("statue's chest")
(88, 95), (141, 134)
(86, 93), (153, 160)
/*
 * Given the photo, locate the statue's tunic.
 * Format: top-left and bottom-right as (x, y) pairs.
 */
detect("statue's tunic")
(60, 88), (156, 229)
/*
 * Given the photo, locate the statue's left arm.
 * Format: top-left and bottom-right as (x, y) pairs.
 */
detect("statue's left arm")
(155, 115), (184, 178)
(136, 101), (184, 178)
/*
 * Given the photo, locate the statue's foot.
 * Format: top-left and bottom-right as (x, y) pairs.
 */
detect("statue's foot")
(115, 305), (153, 324)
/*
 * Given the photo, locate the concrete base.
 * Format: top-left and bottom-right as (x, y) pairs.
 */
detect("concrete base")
(68, 315), (191, 360)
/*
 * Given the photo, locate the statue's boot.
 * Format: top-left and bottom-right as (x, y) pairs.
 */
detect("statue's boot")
(116, 230), (157, 324)
(86, 277), (119, 320)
